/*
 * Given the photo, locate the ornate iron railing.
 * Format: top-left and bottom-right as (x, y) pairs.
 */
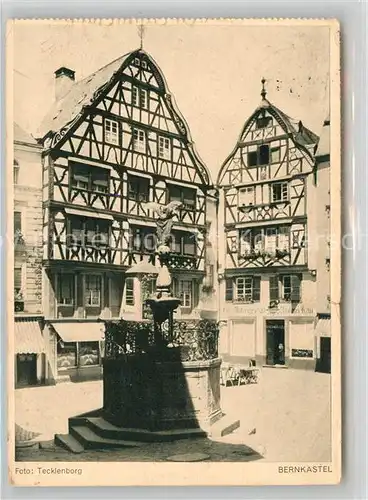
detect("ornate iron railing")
(103, 319), (219, 362)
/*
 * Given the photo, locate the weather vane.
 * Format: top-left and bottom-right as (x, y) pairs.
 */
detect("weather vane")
(261, 77), (267, 100)
(138, 23), (145, 50)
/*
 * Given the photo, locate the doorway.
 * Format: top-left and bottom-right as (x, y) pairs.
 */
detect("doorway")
(319, 337), (331, 373)
(266, 320), (285, 365)
(16, 354), (37, 387)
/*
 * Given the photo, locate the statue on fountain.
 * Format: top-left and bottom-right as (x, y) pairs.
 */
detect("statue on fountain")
(143, 200), (183, 350)
(144, 200), (183, 259)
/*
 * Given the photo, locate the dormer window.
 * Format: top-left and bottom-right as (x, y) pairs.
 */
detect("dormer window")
(158, 136), (171, 159)
(256, 116), (273, 129)
(104, 119), (119, 145)
(133, 129), (146, 152)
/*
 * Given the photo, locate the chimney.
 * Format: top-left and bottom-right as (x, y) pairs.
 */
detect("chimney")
(54, 67), (75, 101)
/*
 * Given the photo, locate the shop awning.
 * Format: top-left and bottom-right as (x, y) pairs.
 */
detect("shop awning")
(315, 317), (331, 335)
(64, 207), (113, 221)
(50, 322), (105, 343)
(15, 319), (46, 354)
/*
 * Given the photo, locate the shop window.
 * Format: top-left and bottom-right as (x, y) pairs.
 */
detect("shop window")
(57, 340), (77, 369)
(79, 341), (100, 366)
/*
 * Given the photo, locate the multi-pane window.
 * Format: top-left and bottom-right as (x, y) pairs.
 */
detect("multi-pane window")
(158, 136), (171, 159)
(170, 231), (196, 256)
(235, 276), (261, 302)
(68, 217), (109, 247)
(225, 276), (261, 302)
(247, 145), (270, 166)
(131, 226), (156, 253)
(132, 87), (148, 109)
(168, 185), (196, 211)
(85, 219), (109, 247)
(240, 226), (290, 255)
(71, 164), (109, 193)
(271, 182), (288, 202)
(178, 280), (192, 308)
(128, 175), (149, 202)
(104, 119), (119, 145)
(239, 186), (254, 206)
(125, 277), (134, 306)
(133, 129), (146, 152)
(269, 274), (301, 302)
(57, 274), (74, 305)
(85, 275), (101, 307)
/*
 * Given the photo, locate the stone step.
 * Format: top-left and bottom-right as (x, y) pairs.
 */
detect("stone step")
(86, 417), (207, 442)
(70, 425), (144, 450)
(207, 414), (241, 438)
(56, 374), (70, 384)
(55, 433), (85, 454)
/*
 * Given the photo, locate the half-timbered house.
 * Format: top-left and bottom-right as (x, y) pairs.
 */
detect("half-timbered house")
(217, 80), (320, 370)
(37, 49), (215, 382)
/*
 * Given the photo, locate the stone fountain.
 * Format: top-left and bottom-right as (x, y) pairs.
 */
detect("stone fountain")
(55, 203), (239, 452)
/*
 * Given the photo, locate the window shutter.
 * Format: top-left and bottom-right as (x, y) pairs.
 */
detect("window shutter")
(290, 275), (301, 302)
(225, 278), (233, 302)
(193, 280), (199, 308)
(252, 276), (261, 302)
(14, 267), (22, 290)
(14, 212), (22, 232)
(269, 275), (279, 301)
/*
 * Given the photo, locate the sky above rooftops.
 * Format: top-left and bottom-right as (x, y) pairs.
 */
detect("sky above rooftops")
(13, 21), (330, 178)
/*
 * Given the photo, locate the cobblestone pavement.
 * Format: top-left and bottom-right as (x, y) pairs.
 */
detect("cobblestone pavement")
(15, 368), (331, 462)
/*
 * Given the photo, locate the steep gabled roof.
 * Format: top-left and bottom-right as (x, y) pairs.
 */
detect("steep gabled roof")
(217, 94), (319, 185)
(314, 115), (330, 158)
(37, 52), (131, 138)
(37, 48), (212, 185)
(14, 122), (38, 145)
